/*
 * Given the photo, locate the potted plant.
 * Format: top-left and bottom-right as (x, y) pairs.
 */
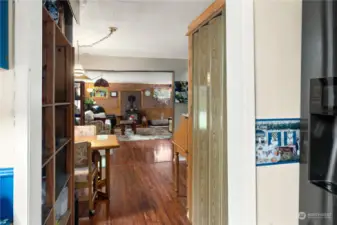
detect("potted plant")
(84, 98), (95, 111)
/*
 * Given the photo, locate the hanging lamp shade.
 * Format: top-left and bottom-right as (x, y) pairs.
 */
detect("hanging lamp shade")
(94, 78), (109, 87)
(74, 63), (90, 80)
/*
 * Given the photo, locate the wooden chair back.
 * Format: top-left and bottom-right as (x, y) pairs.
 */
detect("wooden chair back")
(74, 125), (96, 137)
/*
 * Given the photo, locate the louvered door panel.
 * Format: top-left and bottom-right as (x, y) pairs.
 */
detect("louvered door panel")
(192, 12), (227, 225)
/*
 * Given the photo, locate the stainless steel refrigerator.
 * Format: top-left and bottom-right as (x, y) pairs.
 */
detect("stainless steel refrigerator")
(300, 1), (337, 224)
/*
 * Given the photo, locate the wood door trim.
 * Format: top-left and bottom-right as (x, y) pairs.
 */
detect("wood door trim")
(186, 0), (225, 36)
(187, 35), (193, 220)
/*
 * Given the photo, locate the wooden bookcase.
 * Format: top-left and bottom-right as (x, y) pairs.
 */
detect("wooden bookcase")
(42, 6), (74, 225)
(74, 81), (85, 125)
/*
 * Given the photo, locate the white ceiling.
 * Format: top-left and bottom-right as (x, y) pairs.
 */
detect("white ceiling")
(79, 71), (173, 84)
(74, 0), (213, 59)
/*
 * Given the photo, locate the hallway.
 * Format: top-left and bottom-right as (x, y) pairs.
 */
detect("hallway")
(79, 140), (190, 225)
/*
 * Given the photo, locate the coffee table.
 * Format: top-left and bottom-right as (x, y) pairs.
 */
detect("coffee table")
(120, 120), (137, 135)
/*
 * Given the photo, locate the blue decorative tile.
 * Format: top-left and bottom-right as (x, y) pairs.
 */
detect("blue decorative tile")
(256, 118), (300, 166)
(0, 0), (9, 70)
(0, 168), (13, 222)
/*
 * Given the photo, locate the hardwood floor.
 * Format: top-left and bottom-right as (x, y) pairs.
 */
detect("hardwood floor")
(79, 140), (190, 225)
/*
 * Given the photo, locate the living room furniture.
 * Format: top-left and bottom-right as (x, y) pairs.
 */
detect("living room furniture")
(74, 125), (96, 137)
(141, 116), (148, 128)
(74, 81), (85, 125)
(120, 120), (137, 135)
(115, 115), (124, 127)
(74, 142), (98, 216)
(149, 119), (169, 127)
(125, 110), (141, 124)
(41, 6), (75, 225)
(74, 125), (103, 180)
(168, 117), (173, 132)
(172, 115), (189, 196)
(75, 135), (120, 200)
(86, 120), (110, 135)
(106, 114), (117, 134)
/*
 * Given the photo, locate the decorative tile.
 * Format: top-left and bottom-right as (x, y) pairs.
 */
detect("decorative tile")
(256, 118), (300, 166)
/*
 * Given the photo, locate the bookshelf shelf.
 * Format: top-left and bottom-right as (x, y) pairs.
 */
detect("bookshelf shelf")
(42, 205), (53, 225)
(58, 210), (71, 225)
(42, 151), (54, 169)
(55, 138), (71, 155)
(42, 5), (74, 225)
(55, 102), (71, 106)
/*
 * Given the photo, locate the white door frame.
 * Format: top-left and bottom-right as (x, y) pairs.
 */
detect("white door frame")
(226, 0), (257, 224)
(14, 0), (42, 224)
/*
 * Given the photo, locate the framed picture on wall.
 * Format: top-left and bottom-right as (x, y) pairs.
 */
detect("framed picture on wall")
(110, 91), (118, 97)
(90, 88), (108, 98)
(174, 81), (188, 103)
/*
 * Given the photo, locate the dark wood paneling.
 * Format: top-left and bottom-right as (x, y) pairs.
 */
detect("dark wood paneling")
(85, 83), (173, 120)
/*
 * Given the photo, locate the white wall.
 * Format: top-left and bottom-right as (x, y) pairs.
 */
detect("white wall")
(226, 0), (257, 224)
(12, 1), (42, 224)
(79, 54), (188, 79)
(254, 0), (302, 225)
(84, 71), (173, 84)
(80, 54), (188, 129)
(0, 0), (14, 168)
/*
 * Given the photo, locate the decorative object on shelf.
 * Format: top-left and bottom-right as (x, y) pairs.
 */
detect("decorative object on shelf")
(129, 115), (135, 121)
(44, 0), (59, 23)
(0, 0), (9, 70)
(174, 81), (188, 103)
(110, 91), (118, 97)
(144, 90), (151, 97)
(256, 118), (300, 166)
(142, 116), (148, 128)
(75, 27), (117, 79)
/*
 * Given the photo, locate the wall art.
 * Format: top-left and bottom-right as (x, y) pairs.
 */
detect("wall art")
(110, 91), (118, 97)
(174, 81), (188, 103)
(256, 118), (300, 166)
(89, 88), (108, 98)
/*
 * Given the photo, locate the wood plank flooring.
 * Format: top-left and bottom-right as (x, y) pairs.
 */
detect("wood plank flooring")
(79, 140), (190, 225)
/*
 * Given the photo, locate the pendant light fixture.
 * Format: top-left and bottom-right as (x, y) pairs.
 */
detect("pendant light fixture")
(94, 77), (109, 87)
(74, 41), (90, 80)
(75, 27), (117, 84)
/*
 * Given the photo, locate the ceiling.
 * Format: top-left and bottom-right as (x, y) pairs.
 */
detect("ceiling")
(74, 0), (213, 59)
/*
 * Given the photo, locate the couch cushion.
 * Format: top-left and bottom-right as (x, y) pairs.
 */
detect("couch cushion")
(150, 119), (169, 126)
